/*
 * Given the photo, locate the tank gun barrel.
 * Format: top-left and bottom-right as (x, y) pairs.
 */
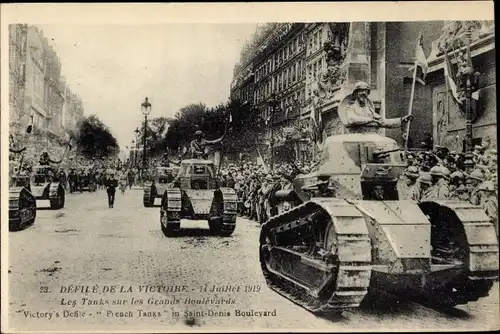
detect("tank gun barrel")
(372, 148), (402, 160)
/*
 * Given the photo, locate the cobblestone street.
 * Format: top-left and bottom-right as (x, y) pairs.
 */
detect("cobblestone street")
(7, 189), (499, 332)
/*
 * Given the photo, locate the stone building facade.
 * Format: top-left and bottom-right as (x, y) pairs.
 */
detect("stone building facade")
(8, 24), (28, 134)
(231, 21), (492, 163)
(8, 24), (84, 140)
(424, 21), (496, 152)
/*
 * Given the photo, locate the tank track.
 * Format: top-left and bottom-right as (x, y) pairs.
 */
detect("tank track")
(9, 187), (37, 231)
(420, 200), (498, 307)
(260, 199), (371, 314)
(160, 188), (182, 237)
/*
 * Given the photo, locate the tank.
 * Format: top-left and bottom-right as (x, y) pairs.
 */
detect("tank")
(30, 165), (66, 209)
(9, 162), (36, 231)
(143, 166), (179, 207)
(259, 133), (499, 314)
(79, 172), (97, 192)
(160, 159), (238, 237)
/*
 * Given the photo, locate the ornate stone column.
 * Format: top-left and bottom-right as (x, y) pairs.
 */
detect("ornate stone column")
(341, 22), (372, 92)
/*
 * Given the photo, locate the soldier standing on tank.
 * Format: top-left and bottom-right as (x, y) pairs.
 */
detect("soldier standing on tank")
(344, 81), (414, 133)
(104, 173), (118, 208)
(190, 130), (224, 159)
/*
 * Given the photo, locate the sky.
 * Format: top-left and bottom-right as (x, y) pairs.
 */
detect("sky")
(38, 24), (258, 149)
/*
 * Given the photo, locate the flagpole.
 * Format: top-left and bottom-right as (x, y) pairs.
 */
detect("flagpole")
(404, 62), (418, 152)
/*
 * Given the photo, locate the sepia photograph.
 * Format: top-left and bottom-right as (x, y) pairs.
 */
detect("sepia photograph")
(1, 2), (498, 333)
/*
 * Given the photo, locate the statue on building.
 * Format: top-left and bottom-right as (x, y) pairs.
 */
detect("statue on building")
(316, 24), (349, 100)
(338, 81), (414, 134)
(436, 21), (489, 56)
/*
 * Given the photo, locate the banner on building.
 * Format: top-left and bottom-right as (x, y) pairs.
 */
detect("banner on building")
(443, 52), (462, 104)
(414, 31), (428, 85)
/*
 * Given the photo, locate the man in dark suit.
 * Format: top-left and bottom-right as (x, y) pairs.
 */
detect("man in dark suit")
(105, 173), (118, 208)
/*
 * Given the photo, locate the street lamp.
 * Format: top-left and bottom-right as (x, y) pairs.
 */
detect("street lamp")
(267, 93), (280, 171)
(141, 97), (152, 170)
(460, 25), (480, 173)
(134, 127), (140, 167)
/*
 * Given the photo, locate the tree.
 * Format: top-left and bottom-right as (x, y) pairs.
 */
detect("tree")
(73, 115), (119, 159)
(141, 116), (170, 156)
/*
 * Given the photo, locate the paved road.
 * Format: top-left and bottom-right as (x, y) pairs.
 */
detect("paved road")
(6, 190), (499, 332)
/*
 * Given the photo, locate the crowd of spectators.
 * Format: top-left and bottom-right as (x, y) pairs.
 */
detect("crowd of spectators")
(213, 138), (498, 235)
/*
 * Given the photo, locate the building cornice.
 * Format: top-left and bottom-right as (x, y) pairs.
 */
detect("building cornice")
(427, 34), (495, 73)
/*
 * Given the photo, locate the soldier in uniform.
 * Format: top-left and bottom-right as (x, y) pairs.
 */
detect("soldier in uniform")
(482, 178), (498, 237)
(68, 169), (77, 193)
(344, 81), (414, 133)
(58, 168), (67, 189)
(448, 170), (465, 199)
(190, 130), (224, 159)
(403, 166), (420, 201)
(422, 166), (450, 200)
(416, 172), (433, 202)
(467, 169), (486, 206)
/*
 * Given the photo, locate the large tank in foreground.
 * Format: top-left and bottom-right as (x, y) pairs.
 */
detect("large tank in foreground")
(9, 163), (37, 231)
(160, 159), (238, 237)
(259, 133), (498, 314)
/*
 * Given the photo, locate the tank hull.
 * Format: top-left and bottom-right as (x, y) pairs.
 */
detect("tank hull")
(31, 182), (66, 210)
(9, 187), (37, 231)
(160, 187), (238, 237)
(259, 198), (498, 314)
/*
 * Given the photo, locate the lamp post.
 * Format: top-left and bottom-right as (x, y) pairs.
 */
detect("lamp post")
(140, 97), (152, 171)
(267, 93), (280, 171)
(134, 127), (140, 167)
(460, 25), (480, 173)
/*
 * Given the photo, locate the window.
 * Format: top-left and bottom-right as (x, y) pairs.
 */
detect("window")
(318, 28), (323, 47)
